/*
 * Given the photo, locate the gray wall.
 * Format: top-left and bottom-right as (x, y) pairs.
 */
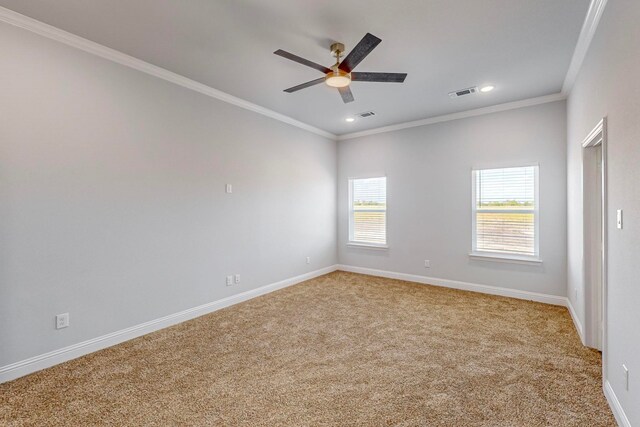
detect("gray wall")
(566, 0), (640, 423)
(0, 22), (337, 366)
(338, 101), (567, 297)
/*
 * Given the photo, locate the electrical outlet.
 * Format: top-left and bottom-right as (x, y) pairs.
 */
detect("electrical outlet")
(226, 275), (233, 286)
(306, 257), (311, 264)
(55, 313), (69, 329)
(424, 260), (430, 268)
(234, 274), (241, 284)
(226, 184), (233, 194)
(623, 364), (629, 390)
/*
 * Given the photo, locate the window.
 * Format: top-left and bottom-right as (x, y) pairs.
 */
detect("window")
(348, 177), (387, 247)
(471, 165), (539, 260)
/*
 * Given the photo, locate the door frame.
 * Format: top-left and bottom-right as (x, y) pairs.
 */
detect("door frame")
(581, 117), (607, 361)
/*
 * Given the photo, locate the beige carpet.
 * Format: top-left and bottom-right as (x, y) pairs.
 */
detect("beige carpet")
(0, 271), (614, 426)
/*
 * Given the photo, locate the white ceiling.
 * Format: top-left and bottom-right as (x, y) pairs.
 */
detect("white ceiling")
(0, 0), (589, 136)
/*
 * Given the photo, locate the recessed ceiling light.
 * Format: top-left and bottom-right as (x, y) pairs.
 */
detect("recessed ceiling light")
(345, 117), (355, 122)
(480, 85), (495, 93)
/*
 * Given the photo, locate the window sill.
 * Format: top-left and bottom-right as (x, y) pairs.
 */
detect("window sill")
(347, 242), (389, 250)
(469, 252), (542, 265)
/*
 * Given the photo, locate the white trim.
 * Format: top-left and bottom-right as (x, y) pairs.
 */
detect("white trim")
(0, 265), (338, 384)
(582, 118), (605, 148)
(580, 118), (608, 354)
(0, 1), (608, 142)
(468, 252), (542, 265)
(471, 164), (540, 259)
(337, 93), (566, 141)
(604, 381), (632, 427)
(0, 6), (335, 140)
(472, 160), (541, 170)
(0, 5), (582, 142)
(336, 264), (567, 306)
(561, 0), (609, 95)
(471, 161), (540, 170)
(348, 176), (387, 247)
(346, 243), (389, 250)
(567, 298), (585, 345)
(601, 118), (609, 378)
(347, 173), (388, 180)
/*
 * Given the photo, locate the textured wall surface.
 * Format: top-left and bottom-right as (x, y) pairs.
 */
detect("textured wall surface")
(566, 0), (640, 423)
(0, 22), (337, 366)
(338, 102), (567, 297)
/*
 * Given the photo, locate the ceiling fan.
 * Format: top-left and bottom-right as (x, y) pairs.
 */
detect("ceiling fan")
(274, 33), (407, 104)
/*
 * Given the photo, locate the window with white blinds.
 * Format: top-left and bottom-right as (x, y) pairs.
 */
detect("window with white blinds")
(349, 177), (387, 246)
(472, 165), (539, 258)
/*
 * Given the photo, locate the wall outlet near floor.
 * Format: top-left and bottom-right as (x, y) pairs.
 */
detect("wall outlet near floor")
(226, 275), (233, 286)
(234, 274), (241, 284)
(623, 364), (629, 390)
(55, 313), (69, 329)
(225, 184), (233, 194)
(424, 260), (431, 268)
(306, 257), (311, 264)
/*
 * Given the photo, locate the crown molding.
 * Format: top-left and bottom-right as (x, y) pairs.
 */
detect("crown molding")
(0, 2), (602, 143)
(337, 93), (566, 141)
(0, 6), (336, 140)
(561, 0), (608, 95)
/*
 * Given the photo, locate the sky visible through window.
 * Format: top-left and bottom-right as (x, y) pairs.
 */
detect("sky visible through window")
(476, 166), (535, 208)
(353, 177), (386, 205)
(351, 177), (387, 245)
(474, 166), (536, 256)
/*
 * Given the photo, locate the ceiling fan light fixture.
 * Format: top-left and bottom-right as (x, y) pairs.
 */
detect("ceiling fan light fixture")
(275, 33), (406, 103)
(325, 70), (351, 88)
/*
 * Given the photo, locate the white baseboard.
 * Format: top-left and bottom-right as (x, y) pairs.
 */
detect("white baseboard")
(336, 264), (568, 306)
(0, 265), (338, 384)
(566, 299), (586, 345)
(5, 263), (624, 423)
(604, 380), (632, 427)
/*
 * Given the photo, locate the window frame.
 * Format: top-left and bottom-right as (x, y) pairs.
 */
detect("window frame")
(470, 164), (541, 264)
(348, 176), (388, 249)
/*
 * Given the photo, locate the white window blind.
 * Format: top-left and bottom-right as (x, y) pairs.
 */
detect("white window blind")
(349, 177), (387, 246)
(472, 166), (538, 257)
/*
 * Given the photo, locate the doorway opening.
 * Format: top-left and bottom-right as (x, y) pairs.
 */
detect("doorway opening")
(582, 118), (607, 352)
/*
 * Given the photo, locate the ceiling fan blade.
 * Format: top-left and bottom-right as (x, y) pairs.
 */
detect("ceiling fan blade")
(351, 72), (407, 83)
(283, 77), (326, 93)
(274, 49), (331, 74)
(338, 33), (382, 73)
(338, 86), (354, 103)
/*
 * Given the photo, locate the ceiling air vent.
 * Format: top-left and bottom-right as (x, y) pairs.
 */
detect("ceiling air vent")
(449, 86), (478, 98)
(358, 111), (376, 118)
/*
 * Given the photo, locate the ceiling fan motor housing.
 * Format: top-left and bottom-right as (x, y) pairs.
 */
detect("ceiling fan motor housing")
(330, 42), (345, 58)
(326, 43), (350, 87)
